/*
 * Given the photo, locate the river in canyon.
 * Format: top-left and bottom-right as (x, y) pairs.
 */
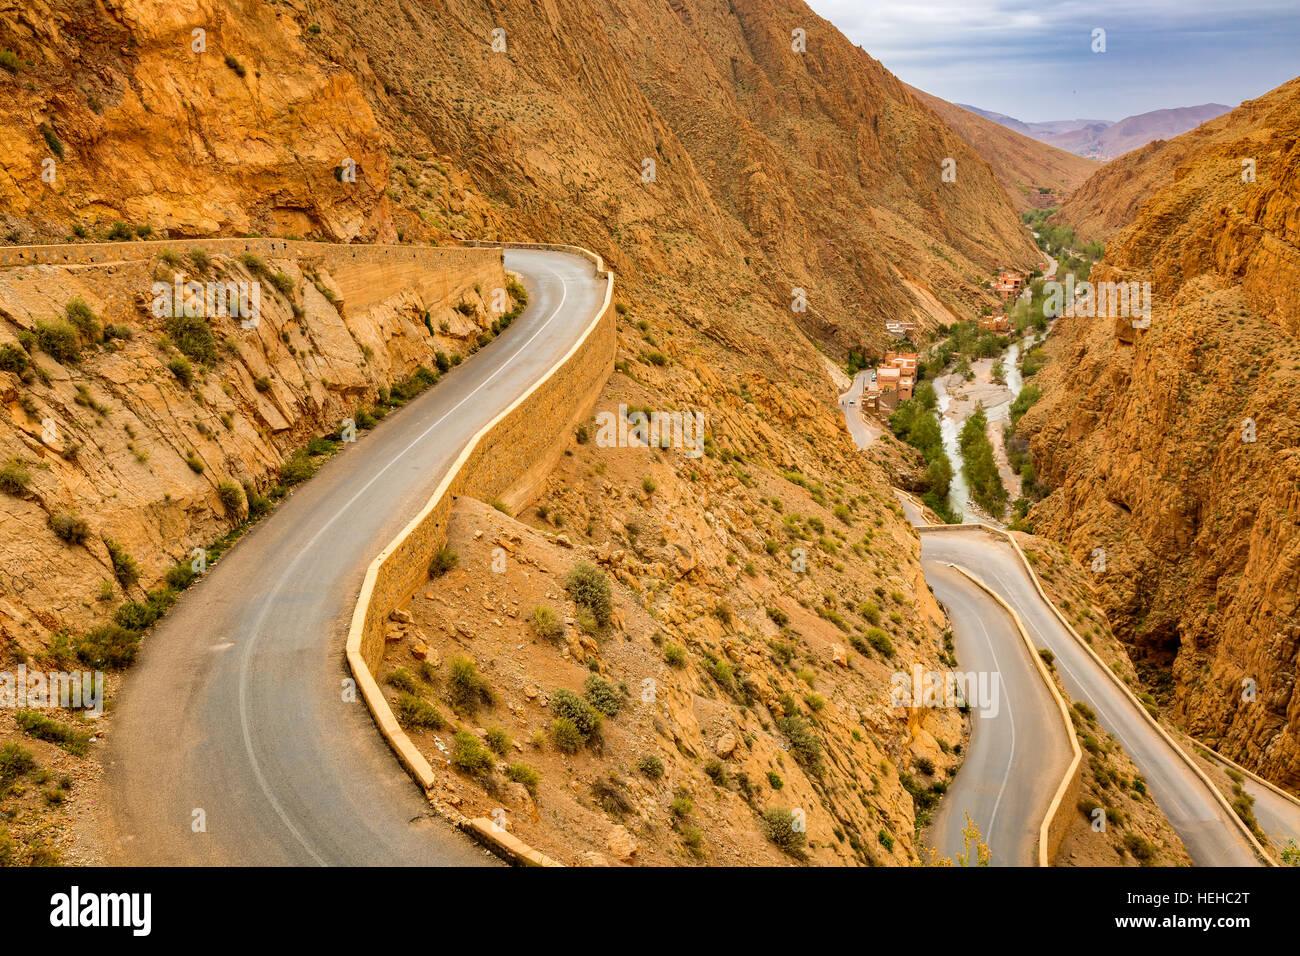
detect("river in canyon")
(932, 335), (1030, 524)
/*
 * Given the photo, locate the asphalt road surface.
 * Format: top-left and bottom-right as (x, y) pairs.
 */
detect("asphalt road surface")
(922, 563), (1074, 866)
(920, 527), (1265, 866)
(103, 249), (607, 865)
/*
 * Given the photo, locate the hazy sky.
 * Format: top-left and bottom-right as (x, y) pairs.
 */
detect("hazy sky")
(805, 0), (1300, 120)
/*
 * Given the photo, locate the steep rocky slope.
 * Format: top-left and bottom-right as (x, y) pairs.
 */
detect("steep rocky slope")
(1052, 84), (1295, 244)
(0, 0), (1043, 863)
(1, 0), (1038, 351)
(1019, 75), (1300, 790)
(908, 88), (1097, 212)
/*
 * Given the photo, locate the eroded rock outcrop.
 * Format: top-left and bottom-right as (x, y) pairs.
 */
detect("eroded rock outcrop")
(1022, 76), (1300, 788)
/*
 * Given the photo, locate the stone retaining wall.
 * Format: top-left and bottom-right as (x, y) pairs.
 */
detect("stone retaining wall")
(343, 245), (614, 865)
(0, 238), (502, 319)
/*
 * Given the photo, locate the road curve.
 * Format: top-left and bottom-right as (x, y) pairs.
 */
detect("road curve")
(922, 563), (1073, 866)
(103, 248), (607, 865)
(919, 527), (1264, 866)
(837, 370), (881, 449)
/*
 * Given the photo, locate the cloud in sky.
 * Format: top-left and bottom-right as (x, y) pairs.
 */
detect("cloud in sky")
(804, 0), (1300, 120)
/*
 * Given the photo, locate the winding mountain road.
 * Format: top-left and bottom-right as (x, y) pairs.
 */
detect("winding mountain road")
(922, 563), (1073, 865)
(921, 525), (1267, 866)
(840, 384), (1293, 863)
(102, 248), (607, 865)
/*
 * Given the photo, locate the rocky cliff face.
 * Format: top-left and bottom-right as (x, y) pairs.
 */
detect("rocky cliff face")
(1021, 76), (1300, 789)
(0, 247), (506, 658)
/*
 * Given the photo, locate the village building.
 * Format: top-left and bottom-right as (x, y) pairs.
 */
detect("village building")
(871, 349), (919, 408)
(979, 313), (1011, 334)
(992, 270), (1025, 302)
(884, 318), (916, 339)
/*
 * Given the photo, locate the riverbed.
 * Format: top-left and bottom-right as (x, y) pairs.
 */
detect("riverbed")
(932, 339), (1029, 524)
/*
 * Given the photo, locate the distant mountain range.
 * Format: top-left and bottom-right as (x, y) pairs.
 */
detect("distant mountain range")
(907, 86), (1097, 212)
(956, 103), (1233, 161)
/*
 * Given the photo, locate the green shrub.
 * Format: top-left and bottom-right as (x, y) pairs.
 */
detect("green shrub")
(166, 560), (199, 590)
(485, 727), (511, 756)
(663, 643), (686, 667)
(583, 674), (622, 717)
(185, 452), (205, 474)
(387, 667), (418, 694)
(575, 606), (598, 635)
(0, 343), (29, 374)
(165, 314), (217, 364)
(551, 717), (583, 754)
(506, 763), (540, 794)
(776, 712), (822, 773)
(396, 692), (444, 729)
(112, 588), (175, 633)
(761, 807), (807, 856)
(428, 546), (458, 578)
(565, 561), (612, 627)
(188, 248), (211, 273)
(0, 49), (21, 74)
(49, 512), (90, 545)
(167, 355), (193, 386)
(766, 770), (784, 790)
(278, 451), (314, 486)
(253, 376), (271, 392)
(77, 623), (141, 669)
(216, 481), (245, 518)
(40, 123), (64, 160)
(551, 688), (601, 740)
(447, 656), (493, 714)
(530, 605), (564, 641)
(103, 537), (140, 588)
(0, 743), (35, 787)
(14, 709), (90, 756)
(703, 759), (727, 786)
(451, 731), (493, 777)
(864, 627), (894, 657)
(64, 298), (100, 342)
(0, 458), (31, 495)
(35, 320), (81, 363)
(637, 755), (665, 779)
(224, 54), (247, 78)
(1123, 832), (1157, 864)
